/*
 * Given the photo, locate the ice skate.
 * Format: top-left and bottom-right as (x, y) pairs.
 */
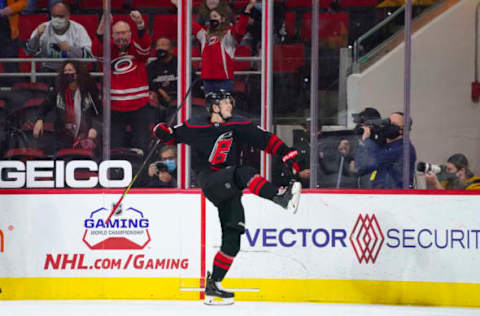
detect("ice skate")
(273, 180), (302, 214)
(204, 271), (234, 305)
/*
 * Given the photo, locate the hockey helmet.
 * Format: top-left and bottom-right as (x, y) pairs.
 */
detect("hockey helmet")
(205, 89), (234, 113)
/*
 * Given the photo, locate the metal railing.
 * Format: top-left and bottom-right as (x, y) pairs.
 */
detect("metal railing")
(353, 5), (406, 72)
(0, 56), (262, 83)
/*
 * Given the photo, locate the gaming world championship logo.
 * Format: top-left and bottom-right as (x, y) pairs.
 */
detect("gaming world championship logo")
(82, 205), (151, 250)
(349, 214), (384, 264)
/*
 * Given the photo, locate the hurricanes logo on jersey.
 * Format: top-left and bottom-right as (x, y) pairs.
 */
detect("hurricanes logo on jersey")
(209, 131), (233, 165)
(112, 55), (138, 75)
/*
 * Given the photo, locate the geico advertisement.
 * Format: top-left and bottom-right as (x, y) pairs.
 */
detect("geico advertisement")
(207, 194), (480, 283)
(0, 160), (132, 188)
(0, 194), (200, 277)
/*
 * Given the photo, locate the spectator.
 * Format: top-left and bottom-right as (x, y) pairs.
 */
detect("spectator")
(318, 138), (357, 188)
(22, 0), (60, 13)
(25, 2), (92, 86)
(0, 0), (27, 86)
(424, 153), (480, 190)
(197, 0), (233, 26)
(172, 0), (254, 94)
(354, 112), (417, 189)
(147, 36), (178, 112)
(33, 60), (101, 154)
(92, 11), (152, 153)
(146, 145), (177, 188)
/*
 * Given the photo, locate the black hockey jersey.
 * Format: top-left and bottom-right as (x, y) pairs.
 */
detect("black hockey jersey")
(172, 114), (292, 172)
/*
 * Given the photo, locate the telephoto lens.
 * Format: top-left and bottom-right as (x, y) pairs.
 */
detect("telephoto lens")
(417, 162), (443, 174)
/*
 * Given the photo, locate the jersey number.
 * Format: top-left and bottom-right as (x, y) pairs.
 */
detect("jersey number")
(209, 139), (232, 164)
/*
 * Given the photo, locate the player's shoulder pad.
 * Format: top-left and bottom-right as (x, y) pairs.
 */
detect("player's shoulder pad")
(225, 115), (252, 125)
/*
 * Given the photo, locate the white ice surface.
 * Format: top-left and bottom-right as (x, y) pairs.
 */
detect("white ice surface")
(0, 301), (479, 316)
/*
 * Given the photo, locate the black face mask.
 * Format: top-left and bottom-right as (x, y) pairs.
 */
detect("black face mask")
(156, 49), (168, 59)
(64, 73), (75, 83)
(209, 19), (220, 29)
(383, 124), (401, 140)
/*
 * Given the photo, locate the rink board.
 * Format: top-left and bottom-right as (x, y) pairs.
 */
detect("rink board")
(0, 189), (479, 307)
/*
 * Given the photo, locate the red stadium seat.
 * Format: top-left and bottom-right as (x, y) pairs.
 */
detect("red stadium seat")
(18, 14), (48, 42)
(132, 0), (175, 9)
(286, 0), (330, 9)
(284, 11), (296, 40)
(56, 148), (95, 160)
(153, 14), (178, 42)
(5, 148), (45, 161)
(300, 12), (349, 41)
(233, 45), (252, 72)
(340, 0), (378, 8)
(273, 44), (305, 73)
(70, 15), (98, 41)
(12, 82), (49, 91)
(79, 0), (126, 10)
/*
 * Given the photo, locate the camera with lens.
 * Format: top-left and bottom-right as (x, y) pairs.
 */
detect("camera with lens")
(417, 162), (445, 174)
(154, 161), (168, 174)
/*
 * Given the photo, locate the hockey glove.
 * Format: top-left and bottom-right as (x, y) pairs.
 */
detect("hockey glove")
(152, 123), (174, 143)
(282, 149), (301, 175)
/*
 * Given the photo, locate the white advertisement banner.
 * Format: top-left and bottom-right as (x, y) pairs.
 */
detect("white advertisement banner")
(1, 191), (479, 284)
(0, 193), (200, 278)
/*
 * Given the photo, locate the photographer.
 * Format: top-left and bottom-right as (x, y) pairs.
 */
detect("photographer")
(147, 145), (177, 188)
(424, 153), (480, 190)
(354, 112), (416, 189)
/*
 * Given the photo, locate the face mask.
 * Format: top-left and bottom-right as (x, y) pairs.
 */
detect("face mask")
(156, 49), (168, 59)
(444, 171), (458, 181)
(114, 38), (131, 51)
(161, 159), (176, 173)
(64, 73), (75, 83)
(383, 124), (401, 140)
(209, 19), (220, 29)
(51, 17), (67, 30)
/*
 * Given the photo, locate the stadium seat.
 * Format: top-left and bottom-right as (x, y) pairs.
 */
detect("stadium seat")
(5, 148), (45, 161)
(18, 14), (48, 42)
(70, 15), (98, 41)
(284, 11), (297, 40)
(300, 12), (349, 41)
(285, 0), (330, 9)
(153, 14), (178, 42)
(79, 0), (126, 10)
(56, 148), (95, 160)
(12, 82), (49, 91)
(273, 44), (305, 73)
(340, 0), (379, 8)
(17, 48), (36, 73)
(132, 0), (175, 9)
(233, 45), (252, 72)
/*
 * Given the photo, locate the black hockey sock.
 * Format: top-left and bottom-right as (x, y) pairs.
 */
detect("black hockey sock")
(212, 251), (234, 282)
(247, 174), (278, 200)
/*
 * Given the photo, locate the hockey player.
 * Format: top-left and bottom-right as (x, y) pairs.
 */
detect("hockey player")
(153, 90), (302, 305)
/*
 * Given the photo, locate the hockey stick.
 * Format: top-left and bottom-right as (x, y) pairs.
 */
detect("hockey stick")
(105, 77), (201, 224)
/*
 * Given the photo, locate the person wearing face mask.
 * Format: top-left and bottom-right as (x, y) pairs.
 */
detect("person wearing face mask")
(424, 153), (480, 190)
(354, 112), (417, 189)
(147, 145), (178, 188)
(171, 0), (255, 94)
(33, 60), (101, 154)
(92, 10), (152, 153)
(147, 36), (178, 111)
(26, 2), (92, 86)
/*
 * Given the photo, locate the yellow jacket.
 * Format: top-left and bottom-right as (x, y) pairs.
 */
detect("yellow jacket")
(5, 0), (27, 40)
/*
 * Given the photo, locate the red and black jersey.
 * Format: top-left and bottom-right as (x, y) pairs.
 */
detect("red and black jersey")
(171, 114), (292, 172)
